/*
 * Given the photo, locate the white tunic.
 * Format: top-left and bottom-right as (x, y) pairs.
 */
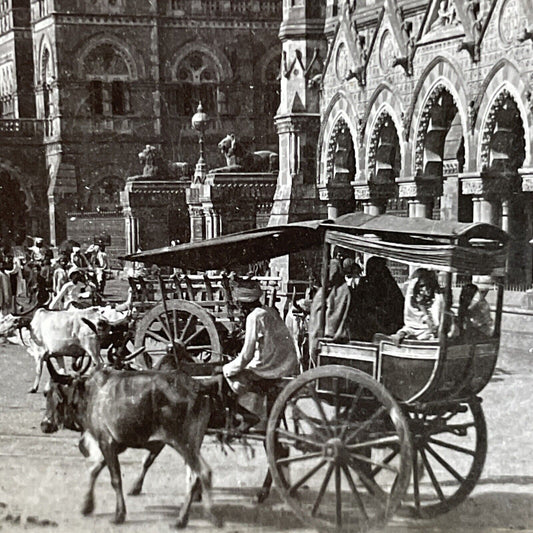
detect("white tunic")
(223, 305), (298, 381)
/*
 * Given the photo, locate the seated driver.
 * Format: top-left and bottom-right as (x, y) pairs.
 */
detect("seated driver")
(223, 278), (298, 431)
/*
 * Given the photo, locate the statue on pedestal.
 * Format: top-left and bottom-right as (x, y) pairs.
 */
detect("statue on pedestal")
(131, 145), (189, 181)
(211, 134), (278, 173)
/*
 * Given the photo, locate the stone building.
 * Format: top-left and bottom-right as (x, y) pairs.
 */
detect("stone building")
(271, 0), (533, 286)
(0, 0), (281, 247)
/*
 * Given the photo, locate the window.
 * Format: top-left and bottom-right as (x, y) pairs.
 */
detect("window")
(83, 43), (132, 117)
(89, 80), (103, 115)
(172, 51), (220, 116)
(262, 54), (281, 117)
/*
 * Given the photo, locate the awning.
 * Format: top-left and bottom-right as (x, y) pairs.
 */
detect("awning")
(122, 220), (323, 270)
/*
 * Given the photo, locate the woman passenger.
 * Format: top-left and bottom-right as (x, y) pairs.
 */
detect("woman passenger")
(393, 269), (444, 343)
(457, 283), (493, 339)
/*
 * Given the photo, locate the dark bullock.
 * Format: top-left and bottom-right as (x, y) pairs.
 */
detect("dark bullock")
(41, 361), (221, 528)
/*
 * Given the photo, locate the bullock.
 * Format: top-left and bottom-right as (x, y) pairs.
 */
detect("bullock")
(5, 290), (135, 393)
(8, 307), (108, 393)
(41, 360), (221, 528)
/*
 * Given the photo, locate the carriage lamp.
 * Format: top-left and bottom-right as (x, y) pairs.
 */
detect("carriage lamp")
(191, 102), (209, 184)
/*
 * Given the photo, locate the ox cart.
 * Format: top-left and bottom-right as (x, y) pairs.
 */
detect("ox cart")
(125, 213), (508, 533)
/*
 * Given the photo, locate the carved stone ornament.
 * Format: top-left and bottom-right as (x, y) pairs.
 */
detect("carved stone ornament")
(353, 185), (371, 200)
(326, 117), (352, 183)
(498, 0), (521, 45)
(379, 30), (397, 73)
(414, 84), (457, 175)
(399, 179), (442, 198)
(522, 176), (533, 192)
(335, 42), (349, 82)
(367, 111), (394, 183)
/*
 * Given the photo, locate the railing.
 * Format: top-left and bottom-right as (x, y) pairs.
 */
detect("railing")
(169, 0), (281, 18)
(0, 118), (43, 138)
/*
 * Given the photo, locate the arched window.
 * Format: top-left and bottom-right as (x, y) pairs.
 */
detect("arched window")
(0, 63), (14, 118)
(41, 47), (53, 119)
(83, 43), (132, 116)
(262, 54), (280, 117)
(169, 51), (220, 116)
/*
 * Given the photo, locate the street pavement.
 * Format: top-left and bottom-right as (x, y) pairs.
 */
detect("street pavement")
(0, 281), (532, 532)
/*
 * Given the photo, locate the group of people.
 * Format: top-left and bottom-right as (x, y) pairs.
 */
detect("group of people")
(308, 251), (495, 363)
(0, 237), (109, 316)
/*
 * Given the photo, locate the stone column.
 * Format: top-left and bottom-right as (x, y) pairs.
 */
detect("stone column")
(501, 200), (509, 232)
(327, 202), (338, 219)
(408, 199), (430, 218)
(364, 201), (384, 216)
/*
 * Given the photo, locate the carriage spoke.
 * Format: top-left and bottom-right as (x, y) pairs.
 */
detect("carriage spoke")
(288, 459), (327, 494)
(413, 452), (421, 514)
(345, 406), (387, 445)
(419, 448), (445, 502)
(428, 437), (476, 456)
(145, 329), (170, 344)
(157, 313), (173, 340)
(371, 448), (399, 477)
(342, 464), (368, 520)
(338, 385), (364, 440)
(334, 378), (340, 437)
(426, 444), (465, 483)
(183, 326), (208, 346)
(308, 387), (334, 438)
(335, 463), (342, 527)
(347, 459), (389, 507)
(292, 404), (330, 440)
(276, 428), (324, 448)
(311, 462), (334, 517)
(276, 452), (323, 466)
(179, 315), (196, 342)
(348, 452), (400, 475)
(346, 435), (401, 451)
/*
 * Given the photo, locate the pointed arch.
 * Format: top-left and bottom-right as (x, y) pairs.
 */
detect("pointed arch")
(318, 91), (360, 186)
(475, 59), (531, 168)
(407, 56), (469, 174)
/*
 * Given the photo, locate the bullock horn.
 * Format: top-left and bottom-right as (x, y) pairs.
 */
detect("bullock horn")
(72, 355), (92, 375)
(81, 317), (99, 334)
(46, 359), (74, 386)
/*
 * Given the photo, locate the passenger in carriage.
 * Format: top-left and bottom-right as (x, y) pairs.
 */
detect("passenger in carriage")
(457, 283), (493, 340)
(308, 258), (351, 364)
(355, 257), (405, 340)
(222, 278), (298, 431)
(392, 268), (445, 343)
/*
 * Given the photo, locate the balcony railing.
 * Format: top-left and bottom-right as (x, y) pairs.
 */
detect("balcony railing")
(0, 118), (43, 138)
(169, 0), (281, 18)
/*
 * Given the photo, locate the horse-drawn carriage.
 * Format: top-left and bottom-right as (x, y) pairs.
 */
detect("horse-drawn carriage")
(123, 213), (507, 533)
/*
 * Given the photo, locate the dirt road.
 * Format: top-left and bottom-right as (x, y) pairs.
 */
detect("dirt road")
(1, 336), (532, 532)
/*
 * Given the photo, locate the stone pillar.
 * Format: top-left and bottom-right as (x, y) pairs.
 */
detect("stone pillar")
(501, 199), (509, 232)
(408, 199), (430, 218)
(327, 202), (338, 219)
(364, 201), (384, 216)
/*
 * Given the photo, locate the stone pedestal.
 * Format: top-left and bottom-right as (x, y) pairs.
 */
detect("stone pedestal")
(121, 178), (190, 254)
(186, 171), (277, 244)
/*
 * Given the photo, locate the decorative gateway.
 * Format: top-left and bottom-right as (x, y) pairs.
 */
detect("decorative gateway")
(119, 213), (508, 532)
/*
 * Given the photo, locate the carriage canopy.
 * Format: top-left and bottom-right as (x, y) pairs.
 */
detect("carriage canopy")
(123, 214), (508, 275)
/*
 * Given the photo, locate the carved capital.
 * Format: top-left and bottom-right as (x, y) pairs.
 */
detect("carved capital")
(398, 178), (443, 199)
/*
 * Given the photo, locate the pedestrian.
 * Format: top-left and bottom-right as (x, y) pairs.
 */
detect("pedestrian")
(53, 256), (69, 296)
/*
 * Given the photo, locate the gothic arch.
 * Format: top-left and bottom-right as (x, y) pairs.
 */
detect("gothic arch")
(363, 84), (405, 177)
(366, 108), (401, 185)
(407, 57), (469, 172)
(412, 83), (466, 180)
(37, 35), (55, 84)
(257, 45), (281, 84)
(169, 41), (232, 82)
(478, 88), (526, 173)
(77, 34), (142, 80)
(318, 91), (360, 186)
(475, 60), (531, 168)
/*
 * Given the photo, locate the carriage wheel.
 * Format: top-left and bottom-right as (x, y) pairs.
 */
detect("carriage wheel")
(266, 366), (412, 533)
(134, 300), (222, 367)
(404, 397), (487, 518)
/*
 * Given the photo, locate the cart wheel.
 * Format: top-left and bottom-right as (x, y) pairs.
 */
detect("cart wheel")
(134, 300), (222, 367)
(266, 365), (412, 533)
(405, 397), (487, 518)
